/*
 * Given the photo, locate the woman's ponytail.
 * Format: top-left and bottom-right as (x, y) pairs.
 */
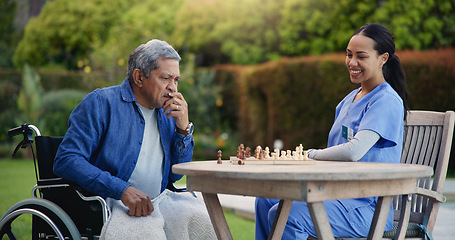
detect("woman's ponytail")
(383, 54), (409, 119)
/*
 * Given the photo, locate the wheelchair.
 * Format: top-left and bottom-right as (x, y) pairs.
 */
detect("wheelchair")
(0, 124), (108, 240)
(0, 123), (192, 240)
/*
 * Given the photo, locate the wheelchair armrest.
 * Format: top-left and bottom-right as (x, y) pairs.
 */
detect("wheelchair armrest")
(166, 181), (197, 198)
(35, 178), (109, 225)
(36, 178), (97, 197)
(37, 177), (72, 186)
(166, 182), (187, 193)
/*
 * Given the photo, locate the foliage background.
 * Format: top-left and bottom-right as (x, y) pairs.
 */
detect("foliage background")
(1, 0), (454, 165)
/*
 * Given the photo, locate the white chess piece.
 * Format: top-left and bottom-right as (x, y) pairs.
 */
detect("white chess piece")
(264, 147), (270, 159)
(255, 146), (262, 159)
(286, 150), (291, 159)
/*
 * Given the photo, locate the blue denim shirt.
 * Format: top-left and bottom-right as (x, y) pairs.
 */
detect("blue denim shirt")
(53, 78), (194, 200)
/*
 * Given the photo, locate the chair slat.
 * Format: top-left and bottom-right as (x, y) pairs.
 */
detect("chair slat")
(417, 126), (431, 166)
(428, 126), (442, 169)
(401, 126), (413, 163)
(405, 127), (419, 164)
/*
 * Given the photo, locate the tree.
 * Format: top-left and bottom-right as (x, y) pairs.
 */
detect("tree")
(174, 0), (284, 65)
(90, 0), (185, 81)
(13, 0), (130, 69)
(372, 0), (455, 50)
(12, 0), (455, 68)
(279, 0), (377, 55)
(0, 0), (19, 67)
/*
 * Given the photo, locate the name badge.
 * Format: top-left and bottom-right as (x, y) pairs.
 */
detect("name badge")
(342, 125), (354, 141)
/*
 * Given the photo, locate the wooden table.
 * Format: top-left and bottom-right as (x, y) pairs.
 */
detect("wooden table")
(172, 160), (433, 240)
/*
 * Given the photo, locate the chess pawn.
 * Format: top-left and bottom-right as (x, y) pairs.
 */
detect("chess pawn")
(274, 149), (280, 159)
(271, 152), (276, 159)
(239, 150), (245, 160)
(245, 147), (251, 158)
(237, 145), (242, 158)
(264, 147), (270, 159)
(259, 149), (265, 159)
(292, 151), (297, 160)
(217, 150), (222, 164)
(286, 150), (292, 159)
(280, 150), (286, 159)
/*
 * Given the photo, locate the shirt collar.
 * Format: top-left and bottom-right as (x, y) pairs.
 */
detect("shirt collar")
(120, 78), (137, 103)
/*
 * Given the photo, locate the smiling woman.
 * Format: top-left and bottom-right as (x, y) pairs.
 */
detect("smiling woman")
(256, 23), (409, 240)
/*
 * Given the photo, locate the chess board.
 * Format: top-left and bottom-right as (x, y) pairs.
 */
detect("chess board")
(229, 156), (316, 165)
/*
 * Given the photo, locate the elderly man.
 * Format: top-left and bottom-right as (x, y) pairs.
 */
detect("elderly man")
(54, 39), (215, 239)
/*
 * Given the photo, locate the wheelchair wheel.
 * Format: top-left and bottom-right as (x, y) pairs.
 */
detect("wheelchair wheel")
(0, 198), (81, 240)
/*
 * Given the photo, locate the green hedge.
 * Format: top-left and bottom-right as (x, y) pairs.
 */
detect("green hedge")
(213, 48), (455, 168)
(1, 49), (454, 167)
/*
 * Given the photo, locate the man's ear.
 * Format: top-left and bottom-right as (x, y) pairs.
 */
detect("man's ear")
(132, 69), (143, 86)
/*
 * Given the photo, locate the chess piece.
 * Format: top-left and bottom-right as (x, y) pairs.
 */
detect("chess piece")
(274, 149), (280, 160)
(217, 150), (222, 164)
(255, 146), (262, 159)
(239, 149), (245, 160)
(264, 147), (270, 159)
(259, 149), (265, 159)
(286, 150), (292, 158)
(280, 150), (286, 159)
(237, 144), (245, 158)
(271, 152), (277, 159)
(245, 147), (251, 158)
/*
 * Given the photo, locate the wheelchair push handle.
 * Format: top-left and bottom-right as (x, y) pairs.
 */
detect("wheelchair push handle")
(8, 123), (41, 137)
(7, 125), (24, 137)
(8, 123), (41, 156)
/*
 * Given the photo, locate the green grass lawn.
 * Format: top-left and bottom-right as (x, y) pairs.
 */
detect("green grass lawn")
(0, 159), (35, 239)
(0, 159), (255, 239)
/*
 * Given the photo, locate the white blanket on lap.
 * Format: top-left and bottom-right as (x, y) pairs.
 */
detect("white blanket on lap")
(100, 189), (216, 240)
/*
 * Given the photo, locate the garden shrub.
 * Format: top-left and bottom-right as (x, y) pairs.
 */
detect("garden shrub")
(213, 48), (455, 168)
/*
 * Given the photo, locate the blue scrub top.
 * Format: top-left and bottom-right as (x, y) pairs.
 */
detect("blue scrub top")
(328, 82), (404, 217)
(328, 82), (404, 163)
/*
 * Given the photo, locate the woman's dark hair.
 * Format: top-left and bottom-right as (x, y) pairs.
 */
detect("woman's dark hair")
(353, 23), (409, 119)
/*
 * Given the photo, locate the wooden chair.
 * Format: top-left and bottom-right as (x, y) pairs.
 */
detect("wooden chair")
(382, 110), (454, 240)
(312, 110), (455, 240)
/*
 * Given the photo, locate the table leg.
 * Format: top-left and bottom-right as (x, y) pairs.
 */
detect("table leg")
(308, 202), (335, 240)
(267, 199), (293, 240)
(367, 196), (393, 240)
(202, 192), (233, 240)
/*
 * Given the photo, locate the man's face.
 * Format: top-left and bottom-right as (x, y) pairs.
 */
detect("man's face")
(138, 58), (180, 109)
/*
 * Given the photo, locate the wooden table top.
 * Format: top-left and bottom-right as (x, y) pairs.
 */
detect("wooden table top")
(173, 160), (434, 181)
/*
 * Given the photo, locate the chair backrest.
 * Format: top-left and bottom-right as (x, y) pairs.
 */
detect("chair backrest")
(395, 110), (455, 233)
(35, 136), (63, 180)
(33, 135), (105, 237)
